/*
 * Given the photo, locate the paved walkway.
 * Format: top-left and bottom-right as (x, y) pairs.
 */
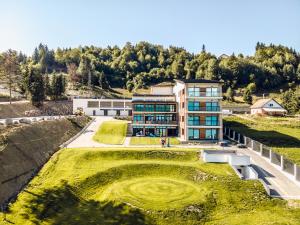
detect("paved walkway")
(66, 116), (118, 148)
(235, 147), (300, 199)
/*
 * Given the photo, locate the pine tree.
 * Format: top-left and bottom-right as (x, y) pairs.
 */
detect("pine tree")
(26, 67), (45, 106)
(44, 74), (52, 98)
(243, 89), (253, 105)
(52, 74), (65, 100)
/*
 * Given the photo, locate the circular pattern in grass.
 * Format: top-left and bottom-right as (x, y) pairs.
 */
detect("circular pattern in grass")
(100, 177), (207, 210)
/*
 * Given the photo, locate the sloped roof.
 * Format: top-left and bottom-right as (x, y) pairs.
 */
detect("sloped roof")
(250, 98), (271, 108)
(250, 98), (285, 109)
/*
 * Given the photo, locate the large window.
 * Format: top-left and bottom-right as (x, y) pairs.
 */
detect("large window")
(188, 116), (200, 126)
(205, 116), (218, 126)
(206, 102), (219, 111)
(133, 126), (144, 136)
(188, 128), (200, 140)
(205, 129), (217, 139)
(134, 104), (144, 111)
(188, 87), (200, 97)
(87, 101), (99, 108)
(188, 101), (200, 111)
(145, 104), (155, 112)
(133, 115), (143, 122)
(206, 87), (219, 97)
(156, 104), (175, 112)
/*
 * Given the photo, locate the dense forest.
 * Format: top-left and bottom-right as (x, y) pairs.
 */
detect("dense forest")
(0, 42), (299, 112)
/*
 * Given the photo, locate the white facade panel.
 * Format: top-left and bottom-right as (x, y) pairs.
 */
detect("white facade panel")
(108, 110), (117, 116)
(120, 110), (129, 116)
(151, 86), (173, 95)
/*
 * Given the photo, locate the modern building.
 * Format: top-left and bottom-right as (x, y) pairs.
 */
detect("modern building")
(250, 98), (287, 116)
(72, 79), (223, 142)
(173, 79), (223, 142)
(131, 83), (178, 137)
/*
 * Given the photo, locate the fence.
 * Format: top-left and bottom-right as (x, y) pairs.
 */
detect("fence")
(224, 127), (300, 183)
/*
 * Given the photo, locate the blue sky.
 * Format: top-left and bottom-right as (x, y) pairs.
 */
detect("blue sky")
(0, 0), (299, 56)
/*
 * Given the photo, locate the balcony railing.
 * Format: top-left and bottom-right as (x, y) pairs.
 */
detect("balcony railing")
(188, 121), (219, 126)
(133, 120), (177, 125)
(188, 92), (221, 97)
(188, 107), (220, 112)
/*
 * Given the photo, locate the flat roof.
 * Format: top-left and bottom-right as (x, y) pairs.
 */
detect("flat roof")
(175, 79), (223, 84)
(132, 94), (175, 97)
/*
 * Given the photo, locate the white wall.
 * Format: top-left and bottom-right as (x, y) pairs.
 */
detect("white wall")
(263, 99), (282, 108)
(203, 152), (229, 163)
(73, 98), (132, 116)
(151, 86), (173, 95)
(229, 155), (250, 166)
(120, 110), (128, 116)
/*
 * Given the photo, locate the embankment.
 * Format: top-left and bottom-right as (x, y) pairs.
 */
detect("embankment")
(0, 116), (90, 206)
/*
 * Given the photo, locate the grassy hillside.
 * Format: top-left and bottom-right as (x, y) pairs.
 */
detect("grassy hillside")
(93, 121), (128, 144)
(1, 148), (299, 225)
(224, 115), (300, 165)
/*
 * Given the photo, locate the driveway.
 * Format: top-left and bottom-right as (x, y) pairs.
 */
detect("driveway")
(235, 147), (300, 199)
(66, 116), (117, 148)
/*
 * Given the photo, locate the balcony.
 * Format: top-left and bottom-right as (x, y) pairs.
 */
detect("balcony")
(188, 106), (220, 112)
(188, 92), (222, 98)
(133, 120), (178, 125)
(188, 121), (219, 126)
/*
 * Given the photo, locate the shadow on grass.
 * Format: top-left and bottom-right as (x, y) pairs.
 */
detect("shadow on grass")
(20, 181), (154, 225)
(224, 121), (300, 148)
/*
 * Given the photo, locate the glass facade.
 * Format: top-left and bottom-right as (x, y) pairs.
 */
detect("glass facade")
(188, 87), (219, 97)
(188, 116), (200, 126)
(188, 128), (200, 140)
(206, 102), (219, 111)
(188, 101), (200, 111)
(188, 101), (219, 111)
(133, 115), (143, 122)
(188, 128), (218, 140)
(206, 88), (219, 97)
(133, 104), (176, 112)
(205, 129), (217, 139)
(205, 116), (218, 126)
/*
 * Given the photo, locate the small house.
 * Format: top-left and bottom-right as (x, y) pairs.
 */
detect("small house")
(250, 98), (287, 116)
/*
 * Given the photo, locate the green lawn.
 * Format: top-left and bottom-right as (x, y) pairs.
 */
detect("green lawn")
(93, 120), (128, 144)
(1, 147), (300, 225)
(224, 115), (300, 165)
(130, 137), (181, 145)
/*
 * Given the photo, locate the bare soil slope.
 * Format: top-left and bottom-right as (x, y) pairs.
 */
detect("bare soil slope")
(0, 116), (90, 205)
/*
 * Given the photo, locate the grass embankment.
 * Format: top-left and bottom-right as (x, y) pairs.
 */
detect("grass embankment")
(130, 137), (180, 145)
(1, 147), (300, 225)
(93, 121), (128, 144)
(224, 115), (300, 165)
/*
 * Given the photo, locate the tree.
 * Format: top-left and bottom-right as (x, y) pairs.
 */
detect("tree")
(51, 74), (65, 100)
(44, 74), (52, 97)
(246, 82), (256, 94)
(201, 44), (206, 53)
(98, 71), (109, 89)
(243, 88), (253, 104)
(225, 87), (234, 102)
(281, 88), (300, 114)
(25, 67), (45, 106)
(126, 80), (134, 92)
(0, 50), (21, 104)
